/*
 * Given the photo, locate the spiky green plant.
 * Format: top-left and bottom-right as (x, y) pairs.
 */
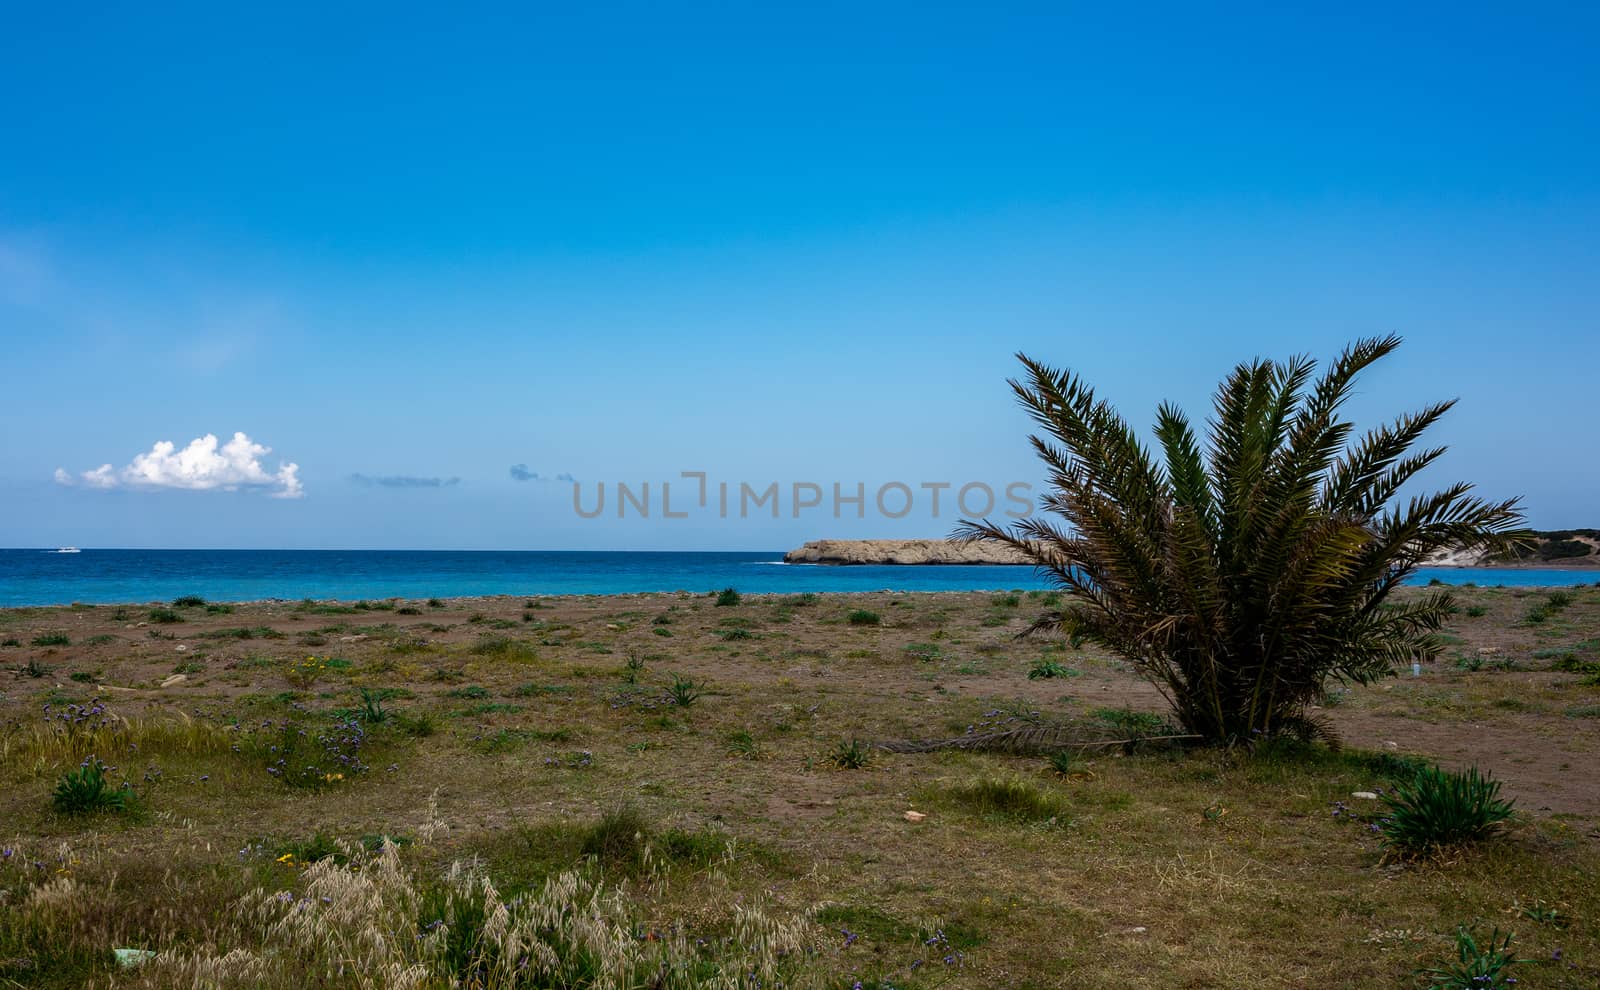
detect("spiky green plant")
(830, 737), (869, 769)
(1379, 764), (1515, 852)
(1419, 927), (1523, 989)
(665, 673), (702, 707)
(959, 336), (1525, 742)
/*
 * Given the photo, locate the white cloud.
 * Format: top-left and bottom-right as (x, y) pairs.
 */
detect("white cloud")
(55, 432), (304, 498)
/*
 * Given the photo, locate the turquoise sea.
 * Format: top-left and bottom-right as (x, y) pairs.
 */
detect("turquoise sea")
(2, 549), (1597, 607)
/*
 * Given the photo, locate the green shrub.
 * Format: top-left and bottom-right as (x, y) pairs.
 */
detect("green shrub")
(52, 758), (134, 815)
(171, 595), (206, 608)
(847, 609), (881, 626)
(714, 587), (742, 607)
(30, 632), (70, 647)
(717, 627), (753, 641)
(1537, 538), (1592, 560)
(148, 608), (184, 624)
(580, 805), (651, 870)
(1379, 764), (1515, 853)
(1463, 605), (1488, 617)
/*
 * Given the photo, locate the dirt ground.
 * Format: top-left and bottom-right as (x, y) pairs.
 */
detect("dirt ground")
(3, 583), (1599, 988)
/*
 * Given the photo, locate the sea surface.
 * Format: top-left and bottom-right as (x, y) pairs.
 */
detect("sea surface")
(2, 549), (1597, 607)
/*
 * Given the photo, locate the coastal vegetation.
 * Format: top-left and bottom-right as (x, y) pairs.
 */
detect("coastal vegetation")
(1, 584), (1598, 986)
(959, 336), (1526, 743)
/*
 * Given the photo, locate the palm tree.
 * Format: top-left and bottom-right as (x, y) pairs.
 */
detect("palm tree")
(958, 335), (1525, 743)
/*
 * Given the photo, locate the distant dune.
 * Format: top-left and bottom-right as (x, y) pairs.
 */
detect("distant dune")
(1426, 529), (1600, 568)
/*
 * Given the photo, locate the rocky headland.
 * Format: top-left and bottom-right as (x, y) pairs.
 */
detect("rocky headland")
(782, 539), (1032, 565)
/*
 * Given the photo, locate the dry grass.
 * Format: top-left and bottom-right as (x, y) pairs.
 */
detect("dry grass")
(1, 585), (1598, 987)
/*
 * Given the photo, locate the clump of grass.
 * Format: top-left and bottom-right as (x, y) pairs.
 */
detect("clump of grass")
(148, 607), (185, 624)
(580, 805), (652, 870)
(830, 737), (870, 768)
(396, 711), (437, 737)
(20, 658), (53, 678)
(903, 643), (944, 662)
(121, 841), (807, 988)
(511, 682), (573, 698)
(31, 632), (70, 647)
(1418, 927), (1524, 989)
(468, 636), (539, 662)
(1463, 605), (1488, 618)
(171, 595), (206, 608)
(943, 776), (1066, 824)
(52, 757), (135, 815)
(1047, 750), (1076, 775)
(1027, 658), (1075, 679)
(717, 627), (753, 641)
(992, 593), (1021, 607)
(847, 609), (881, 626)
(447, 685), (490, 699)
(201, 626), (285, 641)
(620, 653), (646, 683)
(1379, 764), (1515, 854)
(714, 587), (742, 607)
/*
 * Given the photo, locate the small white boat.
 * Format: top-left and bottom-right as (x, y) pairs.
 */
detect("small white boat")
(53, 547), (81, 554)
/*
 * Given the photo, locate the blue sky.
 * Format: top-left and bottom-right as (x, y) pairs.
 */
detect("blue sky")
(2, 2), (1596, 549)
